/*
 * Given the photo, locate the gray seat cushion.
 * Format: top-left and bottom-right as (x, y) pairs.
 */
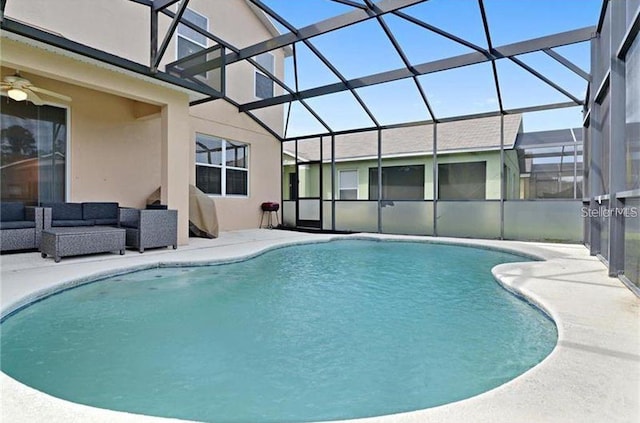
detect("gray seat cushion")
(1, 202), (25, 222)
(52, 219), (95, 227)
(43, 202), (83, 221)
(0, 220), (35, 229)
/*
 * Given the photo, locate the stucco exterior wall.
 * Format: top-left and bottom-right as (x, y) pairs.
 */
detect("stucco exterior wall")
(5, 0), (150, 66)
(3, 0), (283, 70)
(1, 38), (192, 242)
(504, 149), (520, 199)
(4, 0), (286, 233)
(180, 0), (287, 131)
(190, 101), (281, 230)
(59, 82), (162, 208)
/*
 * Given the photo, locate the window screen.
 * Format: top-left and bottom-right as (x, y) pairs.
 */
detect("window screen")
(369, 165), (424, 200)
(438, 162), (487, 200)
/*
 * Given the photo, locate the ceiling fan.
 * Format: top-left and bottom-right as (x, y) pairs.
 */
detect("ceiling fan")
(1, 72), (71, 105)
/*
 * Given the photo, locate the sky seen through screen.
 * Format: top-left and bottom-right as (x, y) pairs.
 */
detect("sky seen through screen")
(256, 0), (602, 137)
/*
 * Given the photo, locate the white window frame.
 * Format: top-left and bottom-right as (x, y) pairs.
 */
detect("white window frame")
(254, 52), (275, 100)
(195, 134), (250, 198)
(339, 169), (358, 200)
(176, 8), (208, 61)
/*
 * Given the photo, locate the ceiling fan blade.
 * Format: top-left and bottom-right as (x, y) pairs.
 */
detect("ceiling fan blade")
(29, 86), (72, 102)
(25, 90), (44, 106)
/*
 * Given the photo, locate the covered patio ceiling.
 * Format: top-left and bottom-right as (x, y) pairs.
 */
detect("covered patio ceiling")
(0, 0), (602, 141)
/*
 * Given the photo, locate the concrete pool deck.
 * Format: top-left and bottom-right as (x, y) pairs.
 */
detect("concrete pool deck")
(1, 229), (638, 423)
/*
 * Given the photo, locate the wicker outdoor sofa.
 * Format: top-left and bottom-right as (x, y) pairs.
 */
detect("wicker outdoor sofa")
(1, 201), (178, 257)
(39, 202), (125, 261)
(0, 202), (44, 252)
(42, 202), (121, 228)
(42, 202), (177, 254)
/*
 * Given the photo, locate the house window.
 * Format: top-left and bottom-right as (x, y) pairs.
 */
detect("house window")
(438, 161), (486, 200)
(1, 98), (67, 205)
(339, 170), (358, 200)
(196, 134), (248, 196)
(369, 165), (424, 200)
(254, 52), (274, 99)
(177, 8), (208, 75)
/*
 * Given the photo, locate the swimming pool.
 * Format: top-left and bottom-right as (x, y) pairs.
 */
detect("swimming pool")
(0, 240), (557, 422)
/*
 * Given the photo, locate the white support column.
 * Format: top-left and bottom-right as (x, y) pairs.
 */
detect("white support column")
(160, 99), (191, 245)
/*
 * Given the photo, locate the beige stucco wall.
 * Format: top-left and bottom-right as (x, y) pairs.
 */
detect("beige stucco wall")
(5, 0), (150, 65)
(3, 74), (164, 207)
(174, 0), (287, 123)
(4, 0), (280, 66)
(4, 0), (286, 233)
(71, 92), (161, 205)
(1, 38), (192, 243)
(180, 1), (285, 230)
(190, 101), (281, 230)
(5, 0), (286, 132)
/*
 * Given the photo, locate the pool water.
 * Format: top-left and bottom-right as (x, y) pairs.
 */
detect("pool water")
(0, 240), (556, 422)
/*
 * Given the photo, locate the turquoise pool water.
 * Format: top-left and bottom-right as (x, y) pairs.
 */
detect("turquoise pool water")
(0, 240), (556, 422)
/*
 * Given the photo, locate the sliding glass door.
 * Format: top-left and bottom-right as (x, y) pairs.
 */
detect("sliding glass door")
(1, 97), (67, 205)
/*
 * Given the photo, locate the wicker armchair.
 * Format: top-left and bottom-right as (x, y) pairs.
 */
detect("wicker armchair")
(119, 208), (178, 253)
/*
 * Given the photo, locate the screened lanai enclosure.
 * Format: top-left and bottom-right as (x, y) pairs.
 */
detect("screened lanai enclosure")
(1, 0), (638, 293)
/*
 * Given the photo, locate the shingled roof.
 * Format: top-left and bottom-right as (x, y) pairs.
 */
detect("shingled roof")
(284, 114), (523, 162)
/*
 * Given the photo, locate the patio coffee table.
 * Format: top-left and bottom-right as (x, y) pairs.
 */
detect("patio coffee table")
(41, 226), (126, 263)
